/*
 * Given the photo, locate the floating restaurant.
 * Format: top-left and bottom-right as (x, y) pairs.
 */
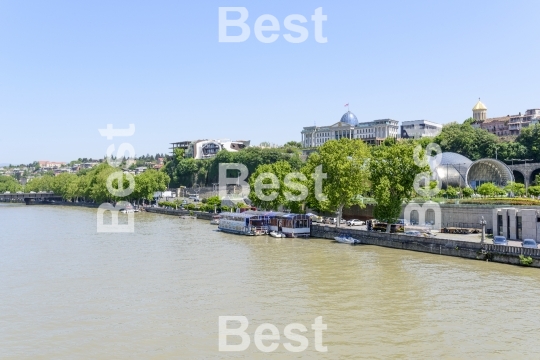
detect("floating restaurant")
(218, 212), (268, 236)
(218, 211), (311, 238)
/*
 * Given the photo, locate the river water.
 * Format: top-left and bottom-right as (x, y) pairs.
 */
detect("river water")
(2, 203), (540, 359)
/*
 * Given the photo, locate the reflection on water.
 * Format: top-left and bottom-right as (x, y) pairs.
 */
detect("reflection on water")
(1, 203), (540, 359)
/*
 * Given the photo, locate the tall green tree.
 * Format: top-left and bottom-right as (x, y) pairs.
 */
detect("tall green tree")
(302, 138), (371, 225)
(248, 161), (298, 210)
(0, 175), (22, 193)
(434, 122), (499, 160)
(369, 142), (430, 232)
(516, 124), (540, 162)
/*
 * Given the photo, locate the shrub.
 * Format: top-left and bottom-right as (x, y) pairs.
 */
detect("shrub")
(159, 201), (176, 208)
(459, 198), (540, 206)
(519, 255), (533, 267)
(528, 185), (540, 197)
(446, 186), (458, 198)
(477, 182), (500, 197)
(505, 182), (526, 197)
(462, 187), (474, 198)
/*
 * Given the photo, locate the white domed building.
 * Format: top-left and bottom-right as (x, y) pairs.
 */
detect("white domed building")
(301, 110), (399, 148)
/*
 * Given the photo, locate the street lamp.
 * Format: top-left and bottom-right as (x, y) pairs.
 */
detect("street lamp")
(480, 216), (487, 244)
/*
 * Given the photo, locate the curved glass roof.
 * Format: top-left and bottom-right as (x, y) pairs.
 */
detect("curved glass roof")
(429, 152), (472, 188)
(466, 159), (514, 188)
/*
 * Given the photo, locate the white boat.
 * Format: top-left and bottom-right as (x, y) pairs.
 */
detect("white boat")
(334, 235), (357, 244)
(120, 204), (136, 214)
(210, 215), (220, 225)
(269, 231), (284, 238)
(218, 212), (268, 236)
(268, 213), (311, 238)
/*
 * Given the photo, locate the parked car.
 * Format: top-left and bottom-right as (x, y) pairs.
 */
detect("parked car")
(522, 239), (538, 249)
(405, 230), (422, 236)
(310, 216), (323, 223)
(396, 219), (408, 226)
(3, 191), (10, 194)
(493, 236), (508, 246)
(347, 219), (364, 226)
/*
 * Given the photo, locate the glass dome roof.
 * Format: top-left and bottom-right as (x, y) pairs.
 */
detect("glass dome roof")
(466, 159), (514, 189)
(429, 152), (472, 189)
(340, 111), (359, 126)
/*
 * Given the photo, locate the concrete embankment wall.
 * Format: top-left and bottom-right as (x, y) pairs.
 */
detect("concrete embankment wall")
(145, 207), (215, 220)
(311, 224), (540, 268)
(27, 201), (100, 208)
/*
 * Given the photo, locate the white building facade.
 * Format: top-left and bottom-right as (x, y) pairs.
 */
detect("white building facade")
(400, 120), (443, 139)
(301, 111), (399, 148)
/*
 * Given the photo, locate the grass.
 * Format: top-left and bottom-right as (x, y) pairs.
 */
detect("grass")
(457, 198), (540, 206)
(410, 197), (540, 206)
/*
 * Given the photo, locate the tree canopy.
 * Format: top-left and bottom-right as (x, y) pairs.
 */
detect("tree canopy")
(24, 163), (169, 203)
(369, 141), (430, 230)
(303, 138), (371, 224)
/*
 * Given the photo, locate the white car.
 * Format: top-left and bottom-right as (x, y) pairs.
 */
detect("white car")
(4, 191), (10, 194)
(347, 219), (364, 226)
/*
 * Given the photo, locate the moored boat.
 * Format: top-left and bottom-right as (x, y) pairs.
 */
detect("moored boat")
(334, 234), (357, 244)
(277, 214), (311, 238)
(210, 215), (220, 225)
(269, 231), (284, 238)
(120, 204), (136, 214)
(218, 212), (268, 236)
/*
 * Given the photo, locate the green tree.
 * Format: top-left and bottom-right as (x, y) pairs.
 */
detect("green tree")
(284, 141), (302, 148)
(476, 182), (500, 197)
(516, 124), (540, 162)
(434, 122), (499, 160)
(0, 175), (22, 193)
(463, 117), (475, 125)
(369, 142), (430, 232)
(504, 181), (526, 197)
(248, 161), (298, 211)
(132, 169), (170, 203)
(303, 138), (371, 226)
(528, 186), (540, 197)
(446, 185), (458, 198)
(462, 187), (474, 198)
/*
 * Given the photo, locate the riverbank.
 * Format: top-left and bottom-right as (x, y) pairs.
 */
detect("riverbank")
(13, 202), (540, 268)
(312, 224), (540, 268)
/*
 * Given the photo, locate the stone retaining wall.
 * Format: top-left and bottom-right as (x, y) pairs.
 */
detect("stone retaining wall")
(311, 224), (540, 268)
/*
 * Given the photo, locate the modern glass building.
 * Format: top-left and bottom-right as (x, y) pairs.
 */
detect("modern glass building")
(430, 152), (472, 189)
(466, 159), (514, 189)
(429, 152), (514, 189)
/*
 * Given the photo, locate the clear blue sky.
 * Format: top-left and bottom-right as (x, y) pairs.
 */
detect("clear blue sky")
(1, 0), (539, 165)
